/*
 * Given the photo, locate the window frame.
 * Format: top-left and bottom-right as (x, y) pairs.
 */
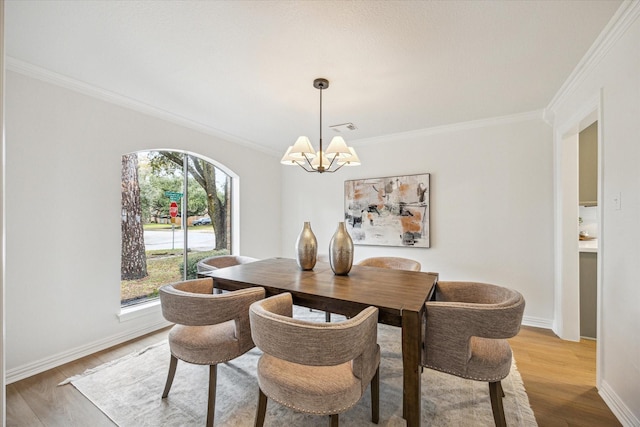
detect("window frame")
(119, 149), (240, 318)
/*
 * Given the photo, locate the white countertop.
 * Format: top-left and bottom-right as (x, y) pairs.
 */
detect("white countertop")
(579, 239), (598, 253)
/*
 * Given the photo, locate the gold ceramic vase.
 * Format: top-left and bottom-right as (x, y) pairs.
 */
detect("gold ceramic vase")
(329, 221), (354, 275)
(296, 222), (318, 271)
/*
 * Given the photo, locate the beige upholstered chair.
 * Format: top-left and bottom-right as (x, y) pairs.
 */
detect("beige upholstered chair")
(196, 254), (259, 274)
(249, 293), (380, 427)
(159, 278), (265, 427)
(357, 256), (422, 272)
(422, 281), (525, 427)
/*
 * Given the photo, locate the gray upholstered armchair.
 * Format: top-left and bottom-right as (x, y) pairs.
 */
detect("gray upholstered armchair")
(159, 278), (265, 427)
(196, 254), (259, 274)
(357, 256), (422, 272)
(422, 281), (525, 427)
(249, 293), (380, 427)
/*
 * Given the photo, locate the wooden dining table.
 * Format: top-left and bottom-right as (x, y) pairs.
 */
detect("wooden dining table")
(199, 257), (437, 427)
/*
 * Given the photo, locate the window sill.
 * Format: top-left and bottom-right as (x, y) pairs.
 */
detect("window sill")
(118, 299), (161, 323)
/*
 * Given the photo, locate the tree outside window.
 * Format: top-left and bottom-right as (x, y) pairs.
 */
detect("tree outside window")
(120, 150), (231, 306)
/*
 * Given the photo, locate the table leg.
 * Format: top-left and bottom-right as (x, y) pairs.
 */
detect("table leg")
(402, 309), (422, 427)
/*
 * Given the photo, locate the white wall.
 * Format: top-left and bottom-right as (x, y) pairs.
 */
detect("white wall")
(4, 71), (282, 379)
(549, 5), (640, 424)
(281, 114), (555, 326)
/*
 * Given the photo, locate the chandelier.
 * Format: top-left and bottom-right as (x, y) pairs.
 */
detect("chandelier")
(281, 78), (361, 173)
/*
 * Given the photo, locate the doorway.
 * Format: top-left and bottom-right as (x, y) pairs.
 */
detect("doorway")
(578, 122), (598, 340)
(554, 94), (603, 387)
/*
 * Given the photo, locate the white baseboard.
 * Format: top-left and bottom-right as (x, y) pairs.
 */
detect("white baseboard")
(522, 315), (553, 330)
(6, 319), (171, 384)
(599, 380), (640, 427)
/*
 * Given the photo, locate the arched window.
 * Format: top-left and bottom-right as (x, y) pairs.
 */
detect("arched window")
(120, 150), (232, 307)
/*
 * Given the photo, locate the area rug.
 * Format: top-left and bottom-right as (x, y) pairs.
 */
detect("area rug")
(61, 308), (537, 426)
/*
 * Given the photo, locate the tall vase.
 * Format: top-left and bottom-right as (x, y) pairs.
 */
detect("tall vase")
(296, 222), (317, 271)
(329, 221), (354, 275)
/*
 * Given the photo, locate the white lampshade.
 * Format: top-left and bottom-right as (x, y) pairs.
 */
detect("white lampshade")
(338, 147), (361, 166)
(289, 136), (316, 158)
(280, 146), (302, 165)
(325, 136), (352, 159)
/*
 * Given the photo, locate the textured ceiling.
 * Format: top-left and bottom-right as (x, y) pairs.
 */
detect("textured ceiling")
(5, 0), (622, 154)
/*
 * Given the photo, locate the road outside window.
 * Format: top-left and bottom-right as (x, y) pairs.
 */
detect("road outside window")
(120, 150), (232, 307)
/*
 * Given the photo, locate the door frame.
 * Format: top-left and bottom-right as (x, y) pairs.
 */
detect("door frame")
(552, 90), (603, 386)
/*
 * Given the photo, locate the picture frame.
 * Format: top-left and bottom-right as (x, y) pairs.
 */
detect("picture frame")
(344, 173), (430, 248)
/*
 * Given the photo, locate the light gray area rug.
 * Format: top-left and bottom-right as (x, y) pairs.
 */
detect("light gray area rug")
(62, 308), (537, 426)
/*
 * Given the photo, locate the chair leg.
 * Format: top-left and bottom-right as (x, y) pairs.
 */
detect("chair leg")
(206, 365), (217, 427)
(162, 355), (178, 398)
(489, 381), (506, 427)
(255, 388), (268, 427)
(329, 414), (339, 427)
(371, 366), (380, 424)
(325, 311), (331, 322)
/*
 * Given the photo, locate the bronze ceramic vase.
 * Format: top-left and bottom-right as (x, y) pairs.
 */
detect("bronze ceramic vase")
(296, 222), (317, 271)
(329, 221), (354, 275)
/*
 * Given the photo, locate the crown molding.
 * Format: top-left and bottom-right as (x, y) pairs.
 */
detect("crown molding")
(353, 110), (545, 146)
(546, 0), (640, 113)
(9, 56), (542, 156)
(5, 57), (278, 156)
(555, 92), (601, 139)
(542, 108), (555, 126)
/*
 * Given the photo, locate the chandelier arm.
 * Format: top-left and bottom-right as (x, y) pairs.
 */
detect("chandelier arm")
(302, 153), (315, 169)
(297, 164), (315, 173)
(326, 160), (346, 173)
(297, 153), (324, 173)
(326, 153), (339, 170)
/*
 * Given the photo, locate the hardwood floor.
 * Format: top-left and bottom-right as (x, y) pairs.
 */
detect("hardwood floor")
(6, 328), (171, 427)
(6, 326), (621, 426)
(509, 327), (621, 427)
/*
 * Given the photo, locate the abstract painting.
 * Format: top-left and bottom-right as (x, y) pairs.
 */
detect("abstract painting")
(344, 173), (430, 247)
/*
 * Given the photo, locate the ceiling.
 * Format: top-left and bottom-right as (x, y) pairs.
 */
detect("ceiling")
(5, 1), (622, 155)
